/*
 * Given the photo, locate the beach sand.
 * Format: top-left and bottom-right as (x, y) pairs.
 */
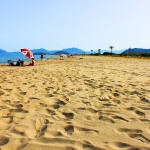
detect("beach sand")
(0, 56), (150, 150)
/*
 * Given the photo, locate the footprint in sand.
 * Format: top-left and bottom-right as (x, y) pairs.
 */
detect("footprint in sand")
(128, 133), (150, 144)
(50, 131), (63, 137)
(102, 103), (116, 107)
(44, 93), (54, 97)
(20, 92), (27, 95)
(56, 100), (66, 105)
(140, 118), (150, 123)
(10, 108), (28, 114)
(46, 109), (56, 116)
(112, 142), (131, 149)
(52, 104), (60, 109)
(0, 90), (5, 96)
(82, 101), (92, 106)
(126, 107), (146, 118)
(2, 100), (10, 104)
(126, 106), (135, 111)
(118, 128), (142, 133)
(134, 109), (145, 117)
(117, 128), (150, 144)
(34, 119), (48, 138)
(82, 141), (101, 150)
(64, 125), (74, 135)
(0, 135), (10, 146)
(112, 115), (129, 122)
(40, 103), (48, 107)
(77, 127), (98, 134)
(12, 118), (48, 139)
(99, 115), (115, 124)
(0, 116), (13, 124)
(80, 107), (99, 114)
(62, 112), (74, 119)
(141, 97), (150, 104)
(12, 103), (23, 109)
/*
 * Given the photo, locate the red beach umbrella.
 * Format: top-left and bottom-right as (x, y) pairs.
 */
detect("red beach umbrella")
(20, 48), (34, 59)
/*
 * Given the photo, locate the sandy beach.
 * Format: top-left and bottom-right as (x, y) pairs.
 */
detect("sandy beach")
(0, 56), (150, 150)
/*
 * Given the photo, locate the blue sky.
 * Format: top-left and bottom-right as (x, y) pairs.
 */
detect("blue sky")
(0, 0), (150, 52)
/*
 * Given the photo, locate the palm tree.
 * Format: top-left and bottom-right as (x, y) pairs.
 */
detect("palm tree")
(91, 49), (93, 55)
(109, 46), (114, 55)
(98, 49), (101, 55)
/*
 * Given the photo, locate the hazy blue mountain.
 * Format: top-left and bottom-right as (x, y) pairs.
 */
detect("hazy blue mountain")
(61, 47), (85, 54)
(53, 51), (70, 55)
(0, 49), (7, 53)
(0, 48), (85, 55)
(122, 48), (150, 54)
(31, 48), (57, 54)
(31, 47), (85, 55)
(1, 47), (150, 55)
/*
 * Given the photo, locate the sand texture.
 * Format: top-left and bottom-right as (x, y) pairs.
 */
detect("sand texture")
(0, 56), (150, 150)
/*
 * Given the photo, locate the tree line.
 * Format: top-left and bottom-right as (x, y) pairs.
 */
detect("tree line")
(90, 46), (114, 55)
(88, 47), (150, 58)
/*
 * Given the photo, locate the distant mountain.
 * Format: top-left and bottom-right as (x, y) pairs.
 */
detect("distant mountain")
(0, 47), (85, 55)
(1, 47), (150, 55)
(61, 47), (85, 54)
(53, 51), (70, 55)
(31, 48), (57, 55)
(31, 47), (85, 55)
(122, 48), (150, 54)
(0, 49), (7, 53)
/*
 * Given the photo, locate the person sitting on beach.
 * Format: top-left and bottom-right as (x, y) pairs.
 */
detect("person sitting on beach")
(16, 59), (24, 66)
(10, 62), (15, 66)
(8, 60), (15, 66)
(29, 58), (35, 66)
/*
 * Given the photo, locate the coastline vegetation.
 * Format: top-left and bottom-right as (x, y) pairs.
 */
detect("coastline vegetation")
(87, 52), (150, 59)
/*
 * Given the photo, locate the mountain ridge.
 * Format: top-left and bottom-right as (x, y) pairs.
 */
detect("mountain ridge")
(1, 47), (150, 55)
(0, 49), (7, 53)
(121, 48), (150, 54)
